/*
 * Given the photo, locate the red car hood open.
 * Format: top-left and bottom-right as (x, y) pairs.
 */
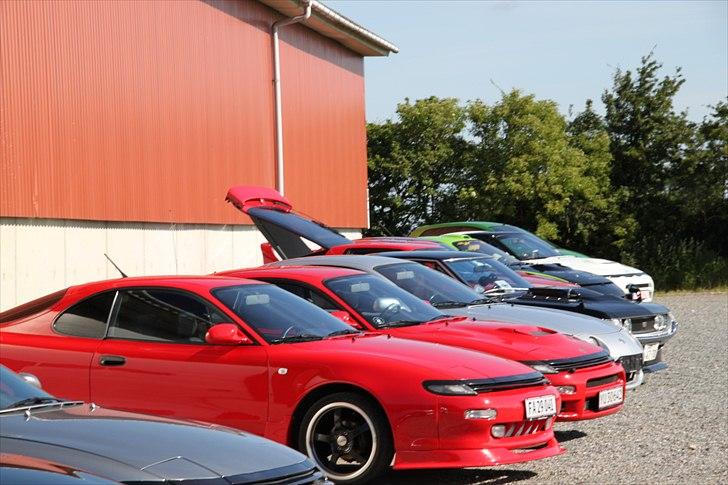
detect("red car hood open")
(386, 318), (603, 362)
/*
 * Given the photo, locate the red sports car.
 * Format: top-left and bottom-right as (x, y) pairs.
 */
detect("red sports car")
(219, 266), (627, 422)
(0, 276), (564, 483)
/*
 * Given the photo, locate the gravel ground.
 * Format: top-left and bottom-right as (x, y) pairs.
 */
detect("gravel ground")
(381, 291), (728, 484)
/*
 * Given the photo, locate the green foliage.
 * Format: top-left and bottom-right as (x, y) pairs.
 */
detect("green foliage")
(629, 238), (728, 291)
(367, 54), (728, 290)
(367, 97), (468, 235)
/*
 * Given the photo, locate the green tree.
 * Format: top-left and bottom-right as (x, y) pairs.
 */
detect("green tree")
(367, 97), (468, 235)
(602, 53), (694, 244)
(463, 90), (620, 251)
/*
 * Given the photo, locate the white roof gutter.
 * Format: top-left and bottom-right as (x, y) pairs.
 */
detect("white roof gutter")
(259, 0), (399, 56)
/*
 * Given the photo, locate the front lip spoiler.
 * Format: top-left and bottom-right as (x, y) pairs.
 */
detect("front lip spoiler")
(643, 362), (668, 373)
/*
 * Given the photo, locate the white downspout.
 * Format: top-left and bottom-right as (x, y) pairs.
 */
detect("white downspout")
(272, 0), (312, 196)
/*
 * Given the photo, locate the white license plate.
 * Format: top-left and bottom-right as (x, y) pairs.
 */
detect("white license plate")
(643, 343), (659, 362)
(525, 395), (557, 419)
(598, 386), (624, 409)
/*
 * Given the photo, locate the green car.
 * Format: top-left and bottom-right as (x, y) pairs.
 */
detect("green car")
(411, 222), (589, 258)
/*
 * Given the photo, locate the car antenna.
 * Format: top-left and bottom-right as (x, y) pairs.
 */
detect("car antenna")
(104, 253), (128, 278)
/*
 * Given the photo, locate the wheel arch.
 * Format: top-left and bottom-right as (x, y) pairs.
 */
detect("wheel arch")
(287, 382), (394, 448)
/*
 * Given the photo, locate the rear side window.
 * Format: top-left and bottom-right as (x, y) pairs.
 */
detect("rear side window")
(108, 289), (226, 343)
(0, 289), (68, 324)
(53, 292), (116, 338)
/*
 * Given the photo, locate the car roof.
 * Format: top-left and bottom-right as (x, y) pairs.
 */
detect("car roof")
(375, 250), (489, 261)
(68, 275), (263, 294)
(271, 255), (415, 272)
(220, 265), (365, 280)
(412, 221), (521, 235)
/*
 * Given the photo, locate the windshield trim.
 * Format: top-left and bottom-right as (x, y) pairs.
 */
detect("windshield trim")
(0, 400), (85, 414)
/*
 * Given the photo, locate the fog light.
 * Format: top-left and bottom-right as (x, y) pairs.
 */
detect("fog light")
(491, 424), (506, 438)
(557, 385), (576, 394)
(464, 409), (497, 420)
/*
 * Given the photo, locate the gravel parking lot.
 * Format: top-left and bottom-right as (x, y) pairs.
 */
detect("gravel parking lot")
(382, 291), (728, 484)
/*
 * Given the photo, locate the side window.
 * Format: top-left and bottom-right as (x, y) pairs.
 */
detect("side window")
(54, 292), (116, 338)
(108, 289), (226, 344)
(273, 282), (340, 312)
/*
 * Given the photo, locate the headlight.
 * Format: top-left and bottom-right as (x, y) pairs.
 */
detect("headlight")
(655, 313), (672, 332)
(423, 381), (477, 396)
(529, 363), (559, 374)
(605, 318), (631, 331)
(607, 318), (622, 328)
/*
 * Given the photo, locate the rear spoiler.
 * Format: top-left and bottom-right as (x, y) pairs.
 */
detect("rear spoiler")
(226, 185), (293, 214)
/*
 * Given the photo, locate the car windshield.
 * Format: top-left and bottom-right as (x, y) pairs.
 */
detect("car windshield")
(0, 366), (55, 411)
(451, 239), (519, 264)
(213, 284), (358, 344)
(325, 274), (444, 328)
(493, 233), (561, 259)
(374, 262), (486, 308)
(444, 257), (531, 293)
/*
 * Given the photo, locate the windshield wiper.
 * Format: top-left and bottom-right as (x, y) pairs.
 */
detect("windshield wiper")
(425, 315), (452, 322)
(431, 300), (468, 309)
(3, 396), (65, 410)
(468, 298), (494, 305)
(269, 334), (324, 344)
(378, 320), (423, 328)
(326, 329), (359, 338)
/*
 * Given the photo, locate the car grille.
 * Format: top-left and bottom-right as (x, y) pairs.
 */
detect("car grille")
(586, 373), (621, 388)
(502, 418), (550, 438)
(466, 372), (549, 393)
(544, 351), (612, 372)
(631, 316), (658, 334)
(619, 354), (643, 373)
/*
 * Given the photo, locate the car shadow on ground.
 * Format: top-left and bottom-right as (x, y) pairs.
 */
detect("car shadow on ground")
(380, 469), (537, 484)
(554, 429), (588, 444)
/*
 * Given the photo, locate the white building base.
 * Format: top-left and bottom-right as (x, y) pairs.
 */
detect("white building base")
(0, 217), (361, 311)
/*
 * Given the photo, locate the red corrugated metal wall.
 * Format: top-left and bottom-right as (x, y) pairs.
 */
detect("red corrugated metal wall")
(0, 0), (368, 227)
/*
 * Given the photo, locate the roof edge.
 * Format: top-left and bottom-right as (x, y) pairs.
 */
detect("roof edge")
(258, 0), (399, 57)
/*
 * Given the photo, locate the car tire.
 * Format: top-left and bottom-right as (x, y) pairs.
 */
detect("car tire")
(298, 392), (393, 484)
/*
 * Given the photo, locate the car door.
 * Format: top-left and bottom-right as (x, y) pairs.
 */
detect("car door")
(90, 287), (269, 435)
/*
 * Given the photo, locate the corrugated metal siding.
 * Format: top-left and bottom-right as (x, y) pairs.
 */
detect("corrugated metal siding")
(0, 0), (368, 228)
(280, 23), (368, 226)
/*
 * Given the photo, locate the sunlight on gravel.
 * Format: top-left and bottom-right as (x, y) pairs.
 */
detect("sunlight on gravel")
(382, 291), (728, 484)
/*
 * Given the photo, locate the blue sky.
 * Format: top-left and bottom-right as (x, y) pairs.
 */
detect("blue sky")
(328, 0), (728, 122)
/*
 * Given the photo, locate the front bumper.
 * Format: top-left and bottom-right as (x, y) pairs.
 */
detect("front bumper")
(394, 386), (564, 469)
(393, 437), (564, 469)
(606, 273), (655, 301)
(633, 319), (678, 370)
(547, 362), (626, 422)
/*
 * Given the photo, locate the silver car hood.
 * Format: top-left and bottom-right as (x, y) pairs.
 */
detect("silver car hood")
(443, 303), (643, 360)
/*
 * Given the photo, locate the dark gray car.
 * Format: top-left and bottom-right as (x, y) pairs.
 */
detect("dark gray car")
(0, 366), (326, 485)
